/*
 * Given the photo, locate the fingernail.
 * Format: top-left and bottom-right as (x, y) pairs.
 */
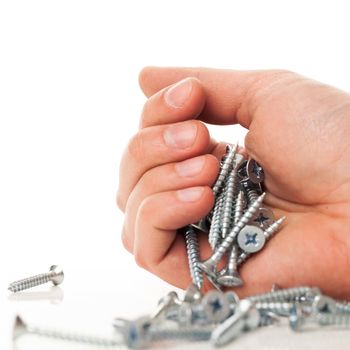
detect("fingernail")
(164, 122), (197, 149)
(175, 157), (205, 177)
(177, 187), (204, 202)
(165, 78), (192, 108)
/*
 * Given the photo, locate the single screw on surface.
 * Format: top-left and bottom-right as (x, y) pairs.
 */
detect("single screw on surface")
(13, 315), (121, 347)
(185, 226), (203, 290)
(8, 265), (64, 293)
(198, 193), (265, 278)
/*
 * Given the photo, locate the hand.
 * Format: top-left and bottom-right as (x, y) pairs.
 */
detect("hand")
(117, 67), (350, 299)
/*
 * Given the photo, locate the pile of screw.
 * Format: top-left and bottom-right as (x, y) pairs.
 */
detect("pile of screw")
(113, 285), (350, 348)
(186, 143), (285, 290)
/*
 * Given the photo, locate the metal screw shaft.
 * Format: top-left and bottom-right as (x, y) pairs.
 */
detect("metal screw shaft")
(8, 265), (64, 293)
(13, 315), (120, 347)
(212, 144), (237, 198)
(248, 286), (316, 303)
(185, 226), (203, 290)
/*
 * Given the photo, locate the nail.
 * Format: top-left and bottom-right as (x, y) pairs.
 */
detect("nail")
(177, 187), (204, 202)
(165, 78), (193, 108)
(164, 122), (197, 149)
(175, 157), (205, 177)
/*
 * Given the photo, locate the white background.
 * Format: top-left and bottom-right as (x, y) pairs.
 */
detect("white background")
(1, 0), (350, 349)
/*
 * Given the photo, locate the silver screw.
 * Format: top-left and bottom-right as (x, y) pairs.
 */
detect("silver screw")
(13, 315), (120, 347)
(255, 301), (294, 317)
(211, 299), (260, 347)
(197, 193), (265, 278)
(221, 168), (238, 239)
(184, 226), (203, 290)
(202, 290), (231, 323)
(8, 265), (64, 293)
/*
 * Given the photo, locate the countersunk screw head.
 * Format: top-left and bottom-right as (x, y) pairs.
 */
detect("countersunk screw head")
(246, 159), (264, 184)
(50, 265), (65, 285)
(202, 290), (231, 323)
(237, 225), (266, 253)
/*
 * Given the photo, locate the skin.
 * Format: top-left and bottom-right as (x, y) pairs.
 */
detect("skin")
(117, 67), (350, 300)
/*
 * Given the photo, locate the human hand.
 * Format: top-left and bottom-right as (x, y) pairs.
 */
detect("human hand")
(117, 67), (350, 299)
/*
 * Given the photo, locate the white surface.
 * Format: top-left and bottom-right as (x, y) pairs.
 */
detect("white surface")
(1, 0), (350, 348)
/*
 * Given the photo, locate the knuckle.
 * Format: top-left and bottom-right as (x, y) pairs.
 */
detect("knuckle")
(127, 131), (146, 161)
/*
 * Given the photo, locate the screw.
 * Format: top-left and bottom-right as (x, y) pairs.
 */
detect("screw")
(8, 265), (64, 293)
(151, 291), (180, 320)
(197, 193), (265, 278)
(13, 315), (120, 346)
(211, 299), (260, 347)
(184, 226), (203, 290)
(237, 225), (266, 253)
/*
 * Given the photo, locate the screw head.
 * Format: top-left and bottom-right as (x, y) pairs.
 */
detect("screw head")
(191, 218), (209, 233)
(251, 208), (275, 229)
(312, 295), (336, 314)
(237, 225), (266, 253)
(246, 159), (264, 184)
(216, 272), (243, 287)
(202, 290), (230, 323)
(49, 265), (64, 285)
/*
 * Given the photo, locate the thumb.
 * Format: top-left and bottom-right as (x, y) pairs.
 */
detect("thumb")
(139, 66), (296, 128)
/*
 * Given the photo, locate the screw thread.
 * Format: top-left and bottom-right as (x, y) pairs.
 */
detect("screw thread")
(29, 326), (120, 347)
(316, 313), (350, 326)
(255, 302), (294, 316)
(8, 273), (53, 293)
(248, 287), (313, 303)
(246, 188), (258, 204)
(185, 226), (203, 290)
(149, 326), (212, 341)
(212, 144), (237, 197)
(208, 190), (225, 249)
(233, 191), (245, 225)
(335, 302), (350, 313)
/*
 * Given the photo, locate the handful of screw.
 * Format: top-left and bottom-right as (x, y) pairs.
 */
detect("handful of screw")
(11, 144), (350, 348)
(186, 143), (285, 290)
